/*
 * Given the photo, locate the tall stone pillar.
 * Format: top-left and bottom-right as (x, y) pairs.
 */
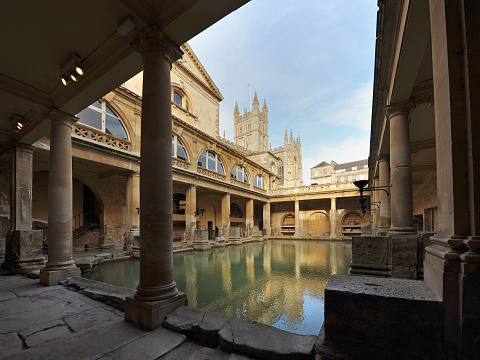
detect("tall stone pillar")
(40, 110), (81, 285)
(263, 202), (271, 236)
(294, 199), (300, 237)
(184, 185), (197, 245)
(125, 171), (140, 251)
(372, 176), (380, 235)
(425, 1), (480, 354)
(378, 156), (391, 235)
(387, 101), (414, 233)
(124, 26), (187, 329)
(246, 199), (254, 237)
(221, 193), (230, 239)
(5, 142), (45, 274)
(330, 197), (337, 238)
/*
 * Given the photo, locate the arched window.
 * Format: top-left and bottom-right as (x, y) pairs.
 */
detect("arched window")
(76, 100), (128, 139)
(254, 175), (263, 188)
(231, 164), (248, 183)
(230, 203), (244, 218)
(198, 150), (224, 174)
(173, 91), (182, 107)
(172, 88), (191, 112)
(172, 135), (187, 161)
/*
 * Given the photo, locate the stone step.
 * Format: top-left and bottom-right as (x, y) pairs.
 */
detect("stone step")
(187, 347), (255, 360)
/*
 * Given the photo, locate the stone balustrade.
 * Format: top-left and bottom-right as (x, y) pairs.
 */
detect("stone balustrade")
(72, 123), (131, 152)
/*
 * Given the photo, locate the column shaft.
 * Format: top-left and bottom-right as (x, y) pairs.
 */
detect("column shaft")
(372, 176), (380, 235)
(221, 193), (230, 238)
(40, 110), (80, 285)
(388, 102), (414, 232)
(263, 202), (271, 236)
(294, 200), (300, 236)
(246, 199), (254, 237)
(378, 156), (391, 235)
(184, 185), (197, 245)
(130, 172), (140, 230)
(330, 197), (337, 238)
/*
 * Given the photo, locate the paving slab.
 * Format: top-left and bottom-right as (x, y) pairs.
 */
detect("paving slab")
(0, 332), (24, 358)
(219, 318), (316, 360)
(187, 347), (256, 360)
(24, 324), (71, 348)
(19, 319), (65, 338)
(98, 327), (186, 360)
(0, 291), (16, 302)
(158, 340), (204, 360)
(64, 306), (120, 333)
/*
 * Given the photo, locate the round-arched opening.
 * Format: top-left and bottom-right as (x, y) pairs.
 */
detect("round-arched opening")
(307, 212), (330, 237)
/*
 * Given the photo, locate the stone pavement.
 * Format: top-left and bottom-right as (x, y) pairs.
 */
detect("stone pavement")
(0, 275), (318, 360)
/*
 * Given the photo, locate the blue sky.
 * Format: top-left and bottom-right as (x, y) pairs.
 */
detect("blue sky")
(189, 0), (378, 185)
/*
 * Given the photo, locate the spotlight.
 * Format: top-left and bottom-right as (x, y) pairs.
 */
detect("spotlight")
(75, 66), (83, 76)
(16, 122), (23, 130)
(70, 74), (77, 82)
(61, 77), (69, 86)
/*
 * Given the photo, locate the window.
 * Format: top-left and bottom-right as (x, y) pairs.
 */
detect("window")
(337, 178), (341, 183)
(323, 179), (328, 184)
(364, 165), (368, 169)
(77, 100), (128, 139)
(352, 166), (357, 171)
(352, 176), (356, 181)
(173, 91), (182, 107)
(344, 177), (349, 182)
(232, 164), (248, 183)
(360, 174), (365, 180)
(254, 175), (263, 188)
(315, 170), (319, 177)
(337, 169), (345, 173)
(198, 151), (224, 174)
(172, 135), (187, 161)
(323, 169), (327, 175)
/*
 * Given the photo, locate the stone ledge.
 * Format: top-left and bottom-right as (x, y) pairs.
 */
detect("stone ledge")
(317, 275), (443, 359)
(60, 276), (135, 311)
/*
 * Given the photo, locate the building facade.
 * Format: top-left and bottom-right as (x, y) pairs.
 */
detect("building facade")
(311, 159), (368, 185)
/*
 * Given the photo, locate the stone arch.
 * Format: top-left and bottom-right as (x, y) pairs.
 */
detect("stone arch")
(342, 211), (363, 227)
(306, 211), (330, 237)
(197, 148), (226, 174)
(172, 132), (191, 163)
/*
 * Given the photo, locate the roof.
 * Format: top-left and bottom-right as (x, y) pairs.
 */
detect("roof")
(334, 159), (368, 170)
(312, 161), (329, 168)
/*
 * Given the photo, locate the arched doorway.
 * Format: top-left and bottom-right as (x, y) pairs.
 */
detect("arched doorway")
(281, 214), (295, 235)
(307, 212), (330, 237)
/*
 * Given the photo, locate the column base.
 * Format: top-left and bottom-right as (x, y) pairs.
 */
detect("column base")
(377, 226), (390, 236)
(193, 241), (212, 251)
(389, 233), (418, 279)
(124, 293), (187, 330)
(215, 236), (226, 247)
(229, 238), (243, 245)
(5, 230), (46, 274)
(39, 266), (81, 286)
(9, 258), (46, 275)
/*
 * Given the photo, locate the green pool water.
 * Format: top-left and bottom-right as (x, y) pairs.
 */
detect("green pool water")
(83, 240), (352, 335)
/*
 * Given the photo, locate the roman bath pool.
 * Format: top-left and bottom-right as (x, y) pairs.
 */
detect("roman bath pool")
(83, 240), (352, 335)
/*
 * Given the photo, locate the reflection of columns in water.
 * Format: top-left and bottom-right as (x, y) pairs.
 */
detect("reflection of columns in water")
(263, 241), (272, 275)
(183, 254), (198, 308)
(295, 242), (301, 280)
(246, 247), (255, 281)
(221, 254), (232, 294)
(329, 242), (338, 275)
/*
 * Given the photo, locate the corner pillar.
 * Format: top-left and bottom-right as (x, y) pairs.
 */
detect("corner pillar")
(5, 142), (45, 274)
(125, 171), (140, 251)
(40, 110), (81, 285)
(124, 26), (187, 330)
(221, 193), (230, 239)
(246, 199), (254, 237)
(184, 185), (197, 245)
(372, 176), (380, 235)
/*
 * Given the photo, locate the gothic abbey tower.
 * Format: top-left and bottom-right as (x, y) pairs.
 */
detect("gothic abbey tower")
(232, 92), (303, 188)
(233, 91), (269, 152)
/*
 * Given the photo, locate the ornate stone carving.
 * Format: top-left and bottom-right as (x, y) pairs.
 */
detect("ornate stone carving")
(72, 122), (131, 152)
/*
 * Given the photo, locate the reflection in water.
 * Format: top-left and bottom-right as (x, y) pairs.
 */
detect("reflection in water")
(84, 240), (351, 335)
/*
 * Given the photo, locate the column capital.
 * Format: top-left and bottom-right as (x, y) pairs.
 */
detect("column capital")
(8, 141), (36, 154)
(386, 100), (415, 120)
(48, 108), (78, 126)
(132, 26), (183, 65)
(378, 155), (390, 163)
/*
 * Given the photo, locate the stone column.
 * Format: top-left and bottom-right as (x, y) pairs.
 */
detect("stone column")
(246, 199), (254, 237)
(184, 185), (197, 245)
(40, 110), (81, 285)
(372, 176), (380, 235)
(378, 156), (391, 235)
(387, 101), (414, 233)
(124, 26), (187, 330)
(221, 193), (230, 239)
(5, 142), (45, 274)
(294, 199), (300, 237)
(263, 202), (271, 236)
(125, 171), (140, 251)
(330, 197), (337, 238)
(425, 1), (480, 354)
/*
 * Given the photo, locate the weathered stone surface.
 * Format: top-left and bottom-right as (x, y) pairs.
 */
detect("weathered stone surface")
(318, 275), (443, 359)
(64, 306), (119, 333)
(98, 327), (186, 360)
(24, 324), (71, 348)
(163, 305), (230, 347)
(187, 347), (255, 360)
(350, 236), (390, 276)
(19, 319), (64, 338)
(219, 318), (316, 360)
(389, 234), (417, 279)
(0, 290), (17, 302)
(0, 332), (23, 358)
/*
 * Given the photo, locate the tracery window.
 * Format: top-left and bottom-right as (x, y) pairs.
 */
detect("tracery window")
(198, 150), (224, 174)
(172, 135), (188, 161)
(231, 164), (248, 183)
(254, 175), (263, 188)
(76, 100), (128, 139)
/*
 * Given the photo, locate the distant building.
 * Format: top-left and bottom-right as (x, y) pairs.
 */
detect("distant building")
(311, 159), (368, 185)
